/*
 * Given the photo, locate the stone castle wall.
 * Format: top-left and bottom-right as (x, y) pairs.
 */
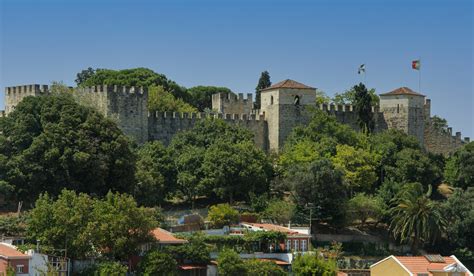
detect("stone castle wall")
(4, 85), (50, 115)
(424, 122), (470, 155)
(148, 112), (268, 150)
(212, 93), (253, 114)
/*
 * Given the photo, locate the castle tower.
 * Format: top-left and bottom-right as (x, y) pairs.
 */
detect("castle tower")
(379, 87), (426, 145)
(4, 84), (50, 115)
(212, 92), (253, 114)
(260, 79), (316, 151)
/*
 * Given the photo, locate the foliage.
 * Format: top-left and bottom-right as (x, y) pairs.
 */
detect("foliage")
(217, 248), (247, 276)
(246, 259), (286, 275)
(77, 67), (188, 100)
(187, 85), (233, 111)
(50, 81), (73, 94)
(255, 71), (271, 109)
(138, 250), (177, 276)
(431, 115), (448, 132)
(207, 204), (239, 228)
(135, 141), (176, 206)
(170, 119), (272, 204)
(389, 183), (446, 253)
(0, 94), (135, 202)
(263, 199), (296, 224)
(166, 232), (211, 264)
(148, 85), (197, 113)
(442, 188), (474, 255)
(332, 144), (380, 193)
(332, 87), (379, 105)
(353, 83), (374, 133)
(27, 190), (157, 259)
(75, 67), (96, 86)
(0, 215), (27, 236)
(95, 261), (128, 276)
(292, 253), (338, 276)
(444, 142), (474, 189)
(283, 159), (347, 224)
(347, 193), (385, 225)
(315, 90), (331, 105)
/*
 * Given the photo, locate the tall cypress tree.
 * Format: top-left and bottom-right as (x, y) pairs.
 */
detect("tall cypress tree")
(353, 83), (374, 133)
(255, 71), (271, 109)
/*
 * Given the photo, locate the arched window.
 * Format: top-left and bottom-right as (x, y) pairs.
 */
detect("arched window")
(270, 96), (274, 105)
(294, 95), (300, 106)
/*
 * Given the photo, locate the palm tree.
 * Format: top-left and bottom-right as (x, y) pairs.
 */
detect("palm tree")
(389, 183), (446, 253)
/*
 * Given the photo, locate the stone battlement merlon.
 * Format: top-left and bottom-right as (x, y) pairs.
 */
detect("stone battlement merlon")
(212, 92), (253, 103)
(315, 103), (381, 113)
(148, 111), (265, 121)
(5, 84), (50, 94)
(76, 85), (147, 95)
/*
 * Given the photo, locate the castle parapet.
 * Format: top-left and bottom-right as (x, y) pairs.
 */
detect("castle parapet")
(212, 92), (253, 114)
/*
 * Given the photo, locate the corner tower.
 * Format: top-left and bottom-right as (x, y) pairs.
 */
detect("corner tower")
(260, 79), (316, 152)
(379, 87), (426, 145)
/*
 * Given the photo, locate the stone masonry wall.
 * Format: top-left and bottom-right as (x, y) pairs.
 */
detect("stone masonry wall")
(212, 93), (253, 114)
(148, 112), (268, 150)
(4, 85), (50, 115)
(424, 122), (469, 156)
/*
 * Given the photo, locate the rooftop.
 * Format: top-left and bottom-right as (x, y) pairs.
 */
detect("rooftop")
(151, 228), (188, 245)
(372, 255), (472, 275)
(380, 87), (425, 97)
(241, 222), (311, 237)
(261, 79), (315, 91)
(0, 243), (30, 259)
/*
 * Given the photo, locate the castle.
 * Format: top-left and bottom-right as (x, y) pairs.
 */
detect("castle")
(1, 79), (469, 155)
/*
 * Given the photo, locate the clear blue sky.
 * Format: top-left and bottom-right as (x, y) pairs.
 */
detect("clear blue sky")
(1, 0), (473, 138)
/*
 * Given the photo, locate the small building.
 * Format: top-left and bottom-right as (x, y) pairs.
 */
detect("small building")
(370, 255), (473, 276)
(240, 222), (311, 252)
(0, 243), (59, 276)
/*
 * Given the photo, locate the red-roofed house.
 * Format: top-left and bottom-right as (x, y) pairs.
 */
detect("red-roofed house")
(370, 255), (473, 276)
(240, 222), (311, 252)
(0, 243), (30, 275)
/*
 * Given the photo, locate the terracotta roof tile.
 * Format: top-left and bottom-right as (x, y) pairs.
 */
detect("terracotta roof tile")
(0, 243), (29, 259)
(394, 256), (459, 275)
(151, 228), (187, 244)
(261, 79), (315, 91)
(380, 87), (425, 97)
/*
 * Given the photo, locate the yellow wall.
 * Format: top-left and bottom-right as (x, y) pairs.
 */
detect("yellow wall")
(371, 257), (411, 276)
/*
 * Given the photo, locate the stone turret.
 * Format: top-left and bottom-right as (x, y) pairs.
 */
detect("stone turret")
(379, 87), (426, 145)
(4, 84), (50, 115)
(212, 92), (253, 114)
(259, 79), (317, 151)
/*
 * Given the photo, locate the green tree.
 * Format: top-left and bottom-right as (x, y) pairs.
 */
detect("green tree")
(207, 204), (239, 228)
(187, 86), (233, 111)
(166, 232), (210, 264)
(347, 193), (385, 226)
(246, 259), (286, 275)
(27, 190), (157, 260)
(138, 250), (178, 276)
(332, 87), (379, 106)
(353, 83), (374, 133)
(263, 199), (296, 225)
(202, 140), (272, 203)
(442, 188), (474, 256)
(331, 144), (379, 193)
(389, 183), (446, 253)
(77, 67), (188, 100)
(283, 159), (347, 224)
(217, 248), (247, 276)
(95, 261), (128, 276)
(75, 67), (96, 86)
(292, 253), (337, 276)
(148, 85), (197, 113)
(135, 141), (176, 206)
(431, 115), (448, 132)
(444, 142), (474, 189)
(315, 90), (331, 105)
(0, 94), (135, 202)
(255, 71), (271, 109)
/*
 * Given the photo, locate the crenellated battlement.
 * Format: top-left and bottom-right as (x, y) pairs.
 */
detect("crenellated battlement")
(424, 118), (470, 155)
(75, 85), (147, 95)
(148, 111), (266, 121)
(5, 84), (50, 95)
(212, 92), (253, 114)
(314, 103), (381, 113)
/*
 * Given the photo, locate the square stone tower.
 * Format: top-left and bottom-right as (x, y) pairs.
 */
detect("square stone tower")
(260, 79), (317, 151)
(4, 84), (50, 115)
(379, 87), (426, 145)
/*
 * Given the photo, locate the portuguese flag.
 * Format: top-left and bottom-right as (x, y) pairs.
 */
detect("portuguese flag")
(412, 60), (421, 70)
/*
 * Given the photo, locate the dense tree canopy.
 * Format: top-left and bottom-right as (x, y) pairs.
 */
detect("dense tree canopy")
(255, 71), (271, 109)
(0, 94), (135, 202)
(444, 142), (474, 189)
(148, 85), (197, 113)
(353, 83), (375, 133)
(292, 254), (338, 276)
(187, 86), (233, 111)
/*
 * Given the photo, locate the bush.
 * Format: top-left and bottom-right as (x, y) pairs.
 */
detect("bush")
(207, 204), (239, 228)
(246, 259), (286, 275)
(292, 253), (337, 276)
(138, 250), (178, 276)
(263, 199), (296, 224)
(217, 248), (246, 276)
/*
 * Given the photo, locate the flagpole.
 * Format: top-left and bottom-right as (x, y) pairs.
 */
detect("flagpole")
(418, 57), (421, 94)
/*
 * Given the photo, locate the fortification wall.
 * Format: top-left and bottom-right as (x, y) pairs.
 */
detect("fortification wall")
(4, 84), (50, 115)
(148, 112), (268, 150)
(212, 93), (253, 114)
(424, 122), (469, 156)
(74, 85), (149, 143)
(314, 104), (388, 133)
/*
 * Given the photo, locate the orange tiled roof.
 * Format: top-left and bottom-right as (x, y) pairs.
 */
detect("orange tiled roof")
(151, 228), (188, 244)
(380, 87), (425, 97)
(393, 255), (469, 275)
(261, 79), (315, 91)
(0, 243), (29, 259)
